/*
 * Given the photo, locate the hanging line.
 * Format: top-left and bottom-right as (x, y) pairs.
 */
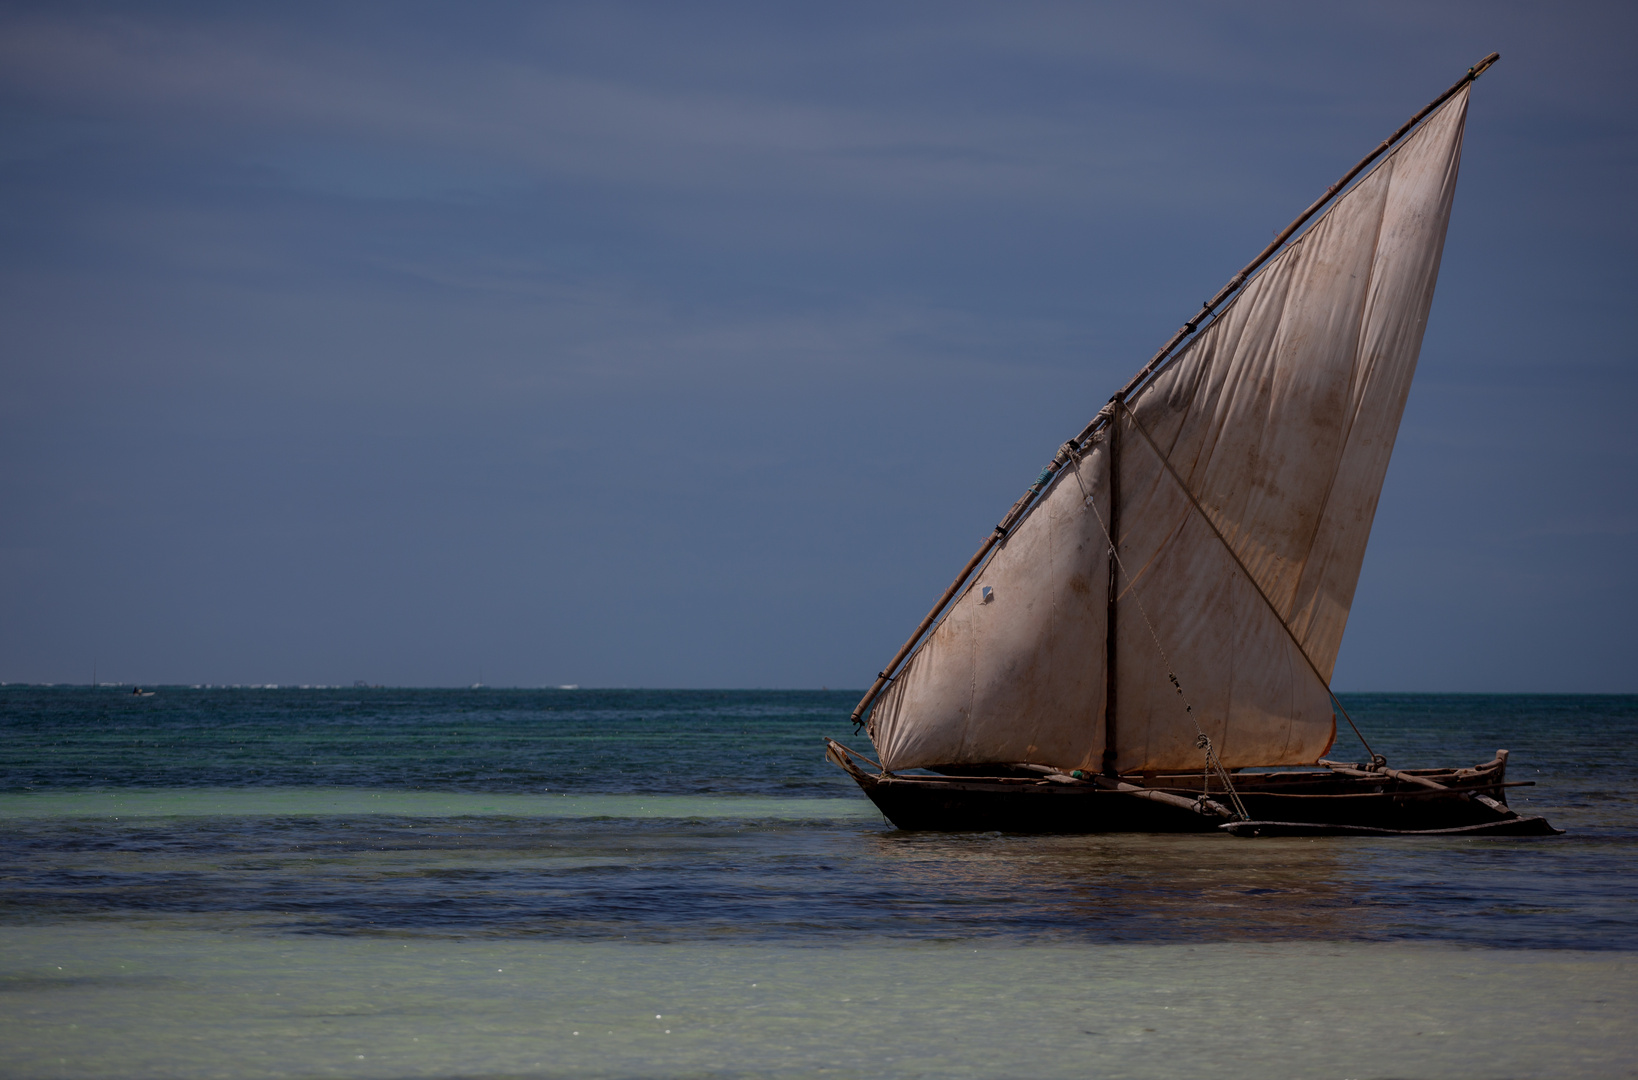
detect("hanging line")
(1069, 445), (1250, 821)
(1116, 401), (1383, 766)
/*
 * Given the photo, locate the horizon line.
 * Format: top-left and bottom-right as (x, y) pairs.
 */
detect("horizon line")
(3, 683), (1635, 697)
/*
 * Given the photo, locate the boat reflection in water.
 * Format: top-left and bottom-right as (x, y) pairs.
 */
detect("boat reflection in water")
(861, 831), (1367, 942)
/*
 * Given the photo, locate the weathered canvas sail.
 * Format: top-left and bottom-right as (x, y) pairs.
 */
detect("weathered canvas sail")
(870, 447), (1111, 773)
(870, 87), (1470, 774)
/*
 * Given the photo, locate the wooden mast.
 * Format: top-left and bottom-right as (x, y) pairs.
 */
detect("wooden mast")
(1102, 397), (1121, 776)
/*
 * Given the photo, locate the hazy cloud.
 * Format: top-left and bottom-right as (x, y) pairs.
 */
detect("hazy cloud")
(1, 0), (1633, 690)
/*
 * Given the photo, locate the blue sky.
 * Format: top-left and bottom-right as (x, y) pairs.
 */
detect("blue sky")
(1, 1), (1633, 690)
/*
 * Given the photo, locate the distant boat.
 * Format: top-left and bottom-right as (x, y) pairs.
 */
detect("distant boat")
(131, 687), (155, 697)
(828, 55), (1559, 838)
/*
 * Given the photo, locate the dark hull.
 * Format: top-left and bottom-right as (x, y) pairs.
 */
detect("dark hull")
(826, 741), (1560, 837)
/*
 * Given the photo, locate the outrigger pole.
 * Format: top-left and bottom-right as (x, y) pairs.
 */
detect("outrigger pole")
(850, 53), (1501, 732)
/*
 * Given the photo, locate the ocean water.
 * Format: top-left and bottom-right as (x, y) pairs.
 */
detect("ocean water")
(2, 687), (1635, 1079)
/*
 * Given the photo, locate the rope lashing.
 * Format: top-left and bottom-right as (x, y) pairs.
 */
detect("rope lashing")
(1171, 679), (1248, 821)
(851, 671), (899, 730)
(1194, 734), (1248, 821)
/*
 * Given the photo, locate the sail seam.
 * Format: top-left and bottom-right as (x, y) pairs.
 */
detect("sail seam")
(1287, 158), (1400, 651)
(1111, 504), (1190, 606)
(1118, 400), (1380, 762)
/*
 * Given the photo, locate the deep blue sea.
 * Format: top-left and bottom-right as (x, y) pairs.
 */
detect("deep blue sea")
(3, 687), (1635, 1079)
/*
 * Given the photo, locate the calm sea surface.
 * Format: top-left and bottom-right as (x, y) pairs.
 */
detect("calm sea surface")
(2, 688), (1635, 1079)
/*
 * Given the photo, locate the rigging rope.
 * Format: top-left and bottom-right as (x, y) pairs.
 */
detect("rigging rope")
(1070, 446), (1250, 821)
(1115, 401), (1384, 767)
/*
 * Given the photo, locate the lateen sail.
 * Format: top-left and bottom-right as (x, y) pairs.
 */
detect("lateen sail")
(870, 87), (1470, 774)
(872, 446), (1112, 773)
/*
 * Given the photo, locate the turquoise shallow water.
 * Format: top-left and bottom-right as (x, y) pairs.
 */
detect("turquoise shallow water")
(6, 928), (1634, 1080)
(2, 687), (1636, 1078)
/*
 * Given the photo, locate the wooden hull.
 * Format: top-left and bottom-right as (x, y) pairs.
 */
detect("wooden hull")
(826, 741), (1561, 837)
